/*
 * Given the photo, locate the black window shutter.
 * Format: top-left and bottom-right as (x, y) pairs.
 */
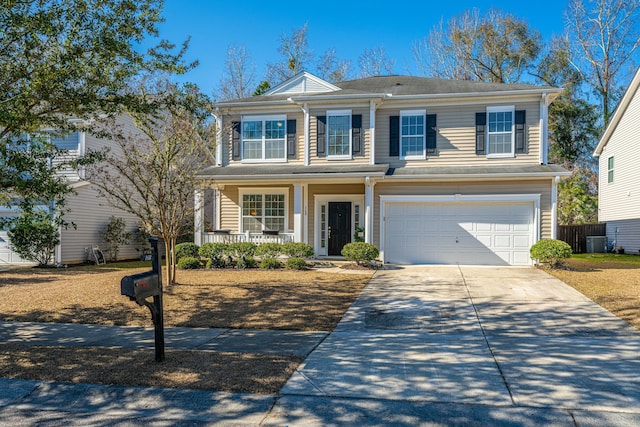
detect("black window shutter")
(515, 110), (526, 154)
(352, 114), (362, 156)
(287, 119), (296, 159)
(232, 121), (241, 160)
(426, 114), (437, 154)
(316, 116), (326, 157)
(475, 113), (486, 155)
(389, 115), (399, 157)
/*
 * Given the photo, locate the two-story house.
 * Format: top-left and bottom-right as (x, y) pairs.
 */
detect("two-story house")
(594, 67), (640, 254)
(0, 117), (142, 265)
(195, 72), (569, 266)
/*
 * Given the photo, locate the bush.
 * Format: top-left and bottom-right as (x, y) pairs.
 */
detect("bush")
(285, 257), (308, 270)
(530, 239), (572, 268)
(101, 216), (131, 262)
(175, 242), (199, 260)
(236, 256), (257, 269)
(177, 256), (201, 269)
(198, 242), (228, 259)
(256, 243), (282, 259)
(341, 242), (379, 266)
(259, 258), (282, 269)
(228, 242), (257, 259)
(281, 242), (314, 258)
(7, 210), (59, 266)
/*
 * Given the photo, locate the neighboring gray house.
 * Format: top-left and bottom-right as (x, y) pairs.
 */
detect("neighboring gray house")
(0, 117), (142, 265)
(195, 72), (570, 266)
(594, 67), (640, 254)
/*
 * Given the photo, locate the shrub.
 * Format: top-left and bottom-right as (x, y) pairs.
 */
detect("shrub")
(286, 257), (308, 270)
(7, 210), (59, 266)
(100, 216), (131, 262)
(177, 256), (201, 270)
(256, 243), (282, 259)
(259, 258), (282, 269)
(228, 242), (257, 259)
(281, 242), (314, 258)
(530, 239), (572, 268)
(175, 242), (199, 260)
(341, 242), (379, 266)
(198, 242), (228, 259)
(237, 256), (257, 269)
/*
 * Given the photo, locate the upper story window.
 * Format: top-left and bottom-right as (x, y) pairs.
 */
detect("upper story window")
(400, 110), (425, 159)
(326, 110), (352, 159)
(241, 115), (286, 161)
(608, 156), (614, 183)
(487, 106), (514, 157)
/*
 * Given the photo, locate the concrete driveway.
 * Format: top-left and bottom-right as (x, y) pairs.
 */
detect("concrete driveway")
(267, 266), (640, 426)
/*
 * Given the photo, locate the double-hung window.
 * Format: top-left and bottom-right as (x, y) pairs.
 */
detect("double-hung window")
(240, 190), (287, 232)
(487, 106), (515, 157)
(400, 110), (425, 159)
(608, 156), (614, 183)
(327, 110), (351, 159)
(242, 115), (286, 161)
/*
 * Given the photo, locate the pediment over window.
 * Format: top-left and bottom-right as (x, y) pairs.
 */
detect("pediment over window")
(264, 72), (340, 96)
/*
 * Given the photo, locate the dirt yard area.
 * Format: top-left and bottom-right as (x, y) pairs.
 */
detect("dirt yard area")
(546, 254), (640, 330)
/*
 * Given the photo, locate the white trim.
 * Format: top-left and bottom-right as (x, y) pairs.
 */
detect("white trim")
(265, 71), (341, 96)
(240, 114), (287, 162)
(293, 184), (303, 242)
(551, 177), (558, 239)
(399, 109), (426, 160)
(303, 183), (309, 243)
(326, 110), (352, 160)
(238, 188), (289, 233)
(378, 193), (540, 265)
(313, 194), (364, 257)
(486, 105), (515, 158)
(369, 100), (377, 166)
(303, 103), (310, 166)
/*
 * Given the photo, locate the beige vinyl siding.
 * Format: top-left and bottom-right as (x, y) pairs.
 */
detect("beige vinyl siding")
(373, 179), (553, 248)
(598, 84), (640, 223)
(307, 183), (365, 248)
(221, 112), (305, 166)
(219, 185), (295, 232)
(309, 107), (370, 164)
(376, 102), (540, 167)
(59, 184), (140, 263)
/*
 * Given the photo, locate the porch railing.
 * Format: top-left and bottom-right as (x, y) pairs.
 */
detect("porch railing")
(202, 231), (294, 245)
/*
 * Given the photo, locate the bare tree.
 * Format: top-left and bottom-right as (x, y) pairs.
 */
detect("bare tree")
(265, 23), (313, 85)
(215, 44), (256, 101)
(358, 46), (395, 77)
(566, 0), (640, 125)
(315, 48), (352, 82)
(89, 80), (215, 285)
(412, 8), (541, 83)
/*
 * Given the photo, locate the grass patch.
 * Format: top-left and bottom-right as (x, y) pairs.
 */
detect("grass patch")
(546, 255), (640, 330)
(0, 344), (302, 393)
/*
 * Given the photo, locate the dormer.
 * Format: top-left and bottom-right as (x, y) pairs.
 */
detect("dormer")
(264, 72), (341, 96)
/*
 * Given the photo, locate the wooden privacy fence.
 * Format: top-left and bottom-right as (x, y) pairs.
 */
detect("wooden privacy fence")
(557, 223), (607, 254)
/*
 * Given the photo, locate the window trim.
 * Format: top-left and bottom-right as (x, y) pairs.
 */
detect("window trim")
(240, 115), (287, 163)
(486, 106), (515, 158)
(238, 188), (289, 233)
(326, 109), (352, 160)
(608, 156), (614, 183)
(400, 109), (426, 160)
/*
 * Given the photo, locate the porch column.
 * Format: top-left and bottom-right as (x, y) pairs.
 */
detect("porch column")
(364, 177), (375, 244)
(194, 187), (205, 246)
(293, 183), (304, 242)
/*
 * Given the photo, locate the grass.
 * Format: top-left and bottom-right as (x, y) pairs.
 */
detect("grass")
(545, 253), (640, 330)
(0, 264), (372, 392)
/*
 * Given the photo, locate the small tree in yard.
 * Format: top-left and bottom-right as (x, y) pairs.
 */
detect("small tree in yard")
(530, 239), (573, 268)
(101, 216), (131, 262)
(8, 210), (59, 266)
(341, 242), (379, 266)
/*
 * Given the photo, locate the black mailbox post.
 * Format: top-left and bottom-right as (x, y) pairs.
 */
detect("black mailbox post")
(121, 237), (164, 362)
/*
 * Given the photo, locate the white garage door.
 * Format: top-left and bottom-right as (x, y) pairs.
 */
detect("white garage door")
(0, 230), (28, 264)
(384, 201), (534, 266)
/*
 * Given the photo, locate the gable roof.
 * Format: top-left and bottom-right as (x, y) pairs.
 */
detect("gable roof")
(215, 72), (561, 108)
(594, 66), (640, 157)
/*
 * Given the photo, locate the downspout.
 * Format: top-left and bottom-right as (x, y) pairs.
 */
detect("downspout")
(303, 103), (310, 166)
(551, 176), (559, 239)
(213, 108), (222, 167)
(539, 93), (550, 165)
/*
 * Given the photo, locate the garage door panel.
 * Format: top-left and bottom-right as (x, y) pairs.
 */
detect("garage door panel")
(384, 201), (534, 266)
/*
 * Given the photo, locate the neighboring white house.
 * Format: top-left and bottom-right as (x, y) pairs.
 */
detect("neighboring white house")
(0, 117), (143, 265)
(594, 67), (640, 254)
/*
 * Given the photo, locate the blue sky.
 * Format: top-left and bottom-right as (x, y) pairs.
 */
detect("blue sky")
(155, 0), (568, 96)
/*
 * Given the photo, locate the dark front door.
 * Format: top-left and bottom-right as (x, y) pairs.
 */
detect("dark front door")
(328, 202), (351, 256)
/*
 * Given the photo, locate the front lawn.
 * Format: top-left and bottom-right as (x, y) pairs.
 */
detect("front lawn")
(546, 253), (640, 330)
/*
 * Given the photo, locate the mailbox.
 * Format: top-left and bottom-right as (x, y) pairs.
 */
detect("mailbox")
(121, 271), (160, 302)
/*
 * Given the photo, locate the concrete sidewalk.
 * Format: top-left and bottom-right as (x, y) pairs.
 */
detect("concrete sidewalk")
(1, 266), (640, 426)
